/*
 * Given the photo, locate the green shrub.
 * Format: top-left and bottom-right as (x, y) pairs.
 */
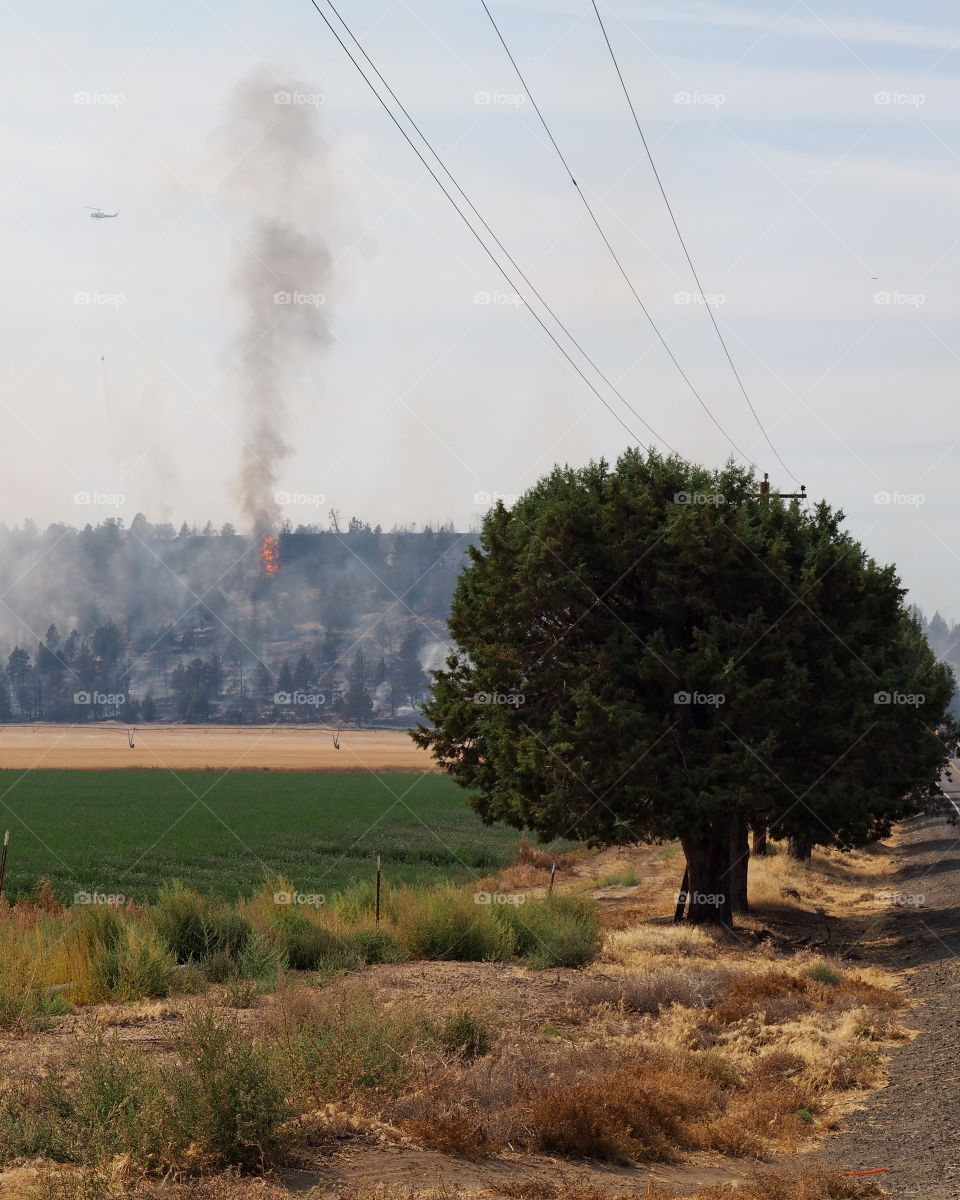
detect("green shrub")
(69, 1037), (158, 1162)
(77, 903), (126, 954)
(330, 878), (378, 922)
(201, 949), (235, 984)
(222, 977), (260, 1009)
(348, 923), (406, 965)
(596, 868), (638, 888)
(78, 908), (175, 1001)
(4, 1012), (291, 1173)
(153, 883), (209, 962)
(493, 895), (600, 969)
(153, 883), (252, 965)
(0, 1073), (75, 1162)
(269, 986), (418, 1104)
(108, 923), (176, 1001)
(235, 929), (286, 987)
(0, 1037), (160, 1166)
(165, 1008), (290, 1170)
(394, 887), (513, 962)
(209, 909), (253, 959)
(435, 1009), (493, 1059)
(0, 976), (72, 1031)
(283, 916), (357, 972)
(802, 964), (842, 987)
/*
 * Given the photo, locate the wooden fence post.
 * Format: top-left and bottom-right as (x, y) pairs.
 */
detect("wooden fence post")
(0, 831), (9, 898)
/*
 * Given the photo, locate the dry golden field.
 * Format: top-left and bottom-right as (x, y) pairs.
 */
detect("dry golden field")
(0, 724), (434, 772)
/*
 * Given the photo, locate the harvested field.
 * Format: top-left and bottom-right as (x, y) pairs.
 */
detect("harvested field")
(0, 724), (432, 772)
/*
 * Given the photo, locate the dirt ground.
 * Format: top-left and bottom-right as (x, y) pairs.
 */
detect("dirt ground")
(0, 724), (435, 772)
(810, 805), (960, 1197)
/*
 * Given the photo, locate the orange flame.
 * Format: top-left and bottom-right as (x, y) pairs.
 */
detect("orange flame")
(260, 534), (280, 579)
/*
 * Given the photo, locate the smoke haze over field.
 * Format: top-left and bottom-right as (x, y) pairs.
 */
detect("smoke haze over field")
(2, 4), (960, 613)
(216, 75), (336, 533)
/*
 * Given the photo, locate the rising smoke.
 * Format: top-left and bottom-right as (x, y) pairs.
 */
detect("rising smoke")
(215, 73), (335, 533)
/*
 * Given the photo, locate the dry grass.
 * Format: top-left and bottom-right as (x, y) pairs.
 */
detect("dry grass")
(516, 1058), (705, 1161)
(743, 841), (895, 924)
(689, 1172), (885, 1200)
(316, 1169), (883, 1200)
(473, 862), (554, 892)
(21, 1170), (887, 1200)
(375, 876), (908, 1165)
(392, 1043), (815, 1162)
(515, 836), (585, 872)
(600, 923), (723, 966)
(27, 1167), (299, 1199)
(1, 829), (911, 1200)
(573, 968), (734, 1015)
(488, 833), (902, 943)
(1, 943), (905, 1195)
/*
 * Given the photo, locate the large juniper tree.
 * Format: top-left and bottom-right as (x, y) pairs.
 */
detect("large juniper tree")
(413, 450), (952, 924)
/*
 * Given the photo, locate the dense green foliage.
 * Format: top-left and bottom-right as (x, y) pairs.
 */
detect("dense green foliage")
(415, 450), (953, 922)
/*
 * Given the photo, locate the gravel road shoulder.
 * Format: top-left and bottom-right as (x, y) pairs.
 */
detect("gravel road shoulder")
(815, 798), (960, 1197)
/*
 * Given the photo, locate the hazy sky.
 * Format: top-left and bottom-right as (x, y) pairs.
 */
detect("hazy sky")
(2, 1), (960, 614)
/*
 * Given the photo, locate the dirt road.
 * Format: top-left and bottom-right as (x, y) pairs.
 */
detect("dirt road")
(816, 778), (960, 1196)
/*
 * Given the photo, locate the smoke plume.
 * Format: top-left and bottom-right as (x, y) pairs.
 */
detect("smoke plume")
(215, 73), (335, 533)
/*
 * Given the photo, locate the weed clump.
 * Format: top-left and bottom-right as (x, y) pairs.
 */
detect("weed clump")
(435, 1009), (494, 1059)
(348, 922), (406, 965)
(392, 886), (513, 962)
(0, 1008), (289, 1174)
(802, 963), (842, 986)
(153, 883), (252, 967)
(493, 894), (600, 968)
(262, 983), (420, 1104)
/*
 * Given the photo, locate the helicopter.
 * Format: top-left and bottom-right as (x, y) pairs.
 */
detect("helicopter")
(87, 207), (118, 219)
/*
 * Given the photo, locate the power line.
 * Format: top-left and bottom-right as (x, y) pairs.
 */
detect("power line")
(319, 0), (678, 454)
(306, 0), (674, 452)
(479, 0), (755, 468)
(589, 0), (802, 487)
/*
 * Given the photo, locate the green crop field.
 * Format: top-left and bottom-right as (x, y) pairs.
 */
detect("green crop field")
(0, 770), (569, 903)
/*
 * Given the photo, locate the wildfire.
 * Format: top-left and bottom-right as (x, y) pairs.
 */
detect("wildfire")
(260, 534), (280, 579)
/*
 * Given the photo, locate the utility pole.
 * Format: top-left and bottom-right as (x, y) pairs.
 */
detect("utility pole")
(746, 471), (805, 871)
(753, 473), (806, 502)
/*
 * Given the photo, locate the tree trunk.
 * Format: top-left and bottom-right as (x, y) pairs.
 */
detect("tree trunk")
(751, 826), (767, 857)
(788, 830), (813, 862)
(727, 813), (749, 914)
(674, 867), (689, 923)
(679, 823), (734, 925)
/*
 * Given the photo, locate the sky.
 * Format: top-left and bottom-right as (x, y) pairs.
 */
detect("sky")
(2, 0), (960, 614)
